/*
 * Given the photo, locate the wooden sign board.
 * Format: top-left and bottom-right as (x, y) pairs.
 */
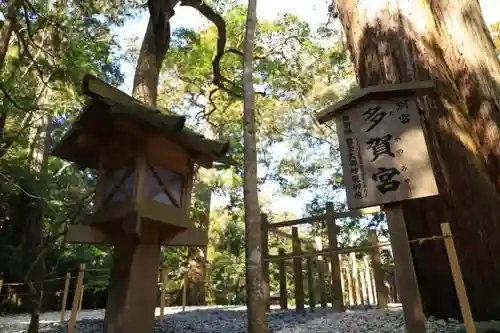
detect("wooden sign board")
(336, 97), (438, 209)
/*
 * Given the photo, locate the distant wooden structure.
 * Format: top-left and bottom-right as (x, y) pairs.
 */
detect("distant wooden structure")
(52, 75), (233, 333)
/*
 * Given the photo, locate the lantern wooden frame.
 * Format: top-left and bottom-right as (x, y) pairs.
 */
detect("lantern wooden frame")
(54, 74), (233, 246)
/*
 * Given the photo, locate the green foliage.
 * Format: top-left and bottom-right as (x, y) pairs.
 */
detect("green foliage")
(0, 0), (132, 312)
(0, 0), (420, 314)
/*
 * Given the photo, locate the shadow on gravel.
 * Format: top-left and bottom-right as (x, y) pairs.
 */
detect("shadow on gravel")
(31, 308), (343, 333)
(4, 305), (471, 333)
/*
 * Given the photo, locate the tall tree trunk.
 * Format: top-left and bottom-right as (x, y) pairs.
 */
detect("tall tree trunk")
(186, 165), (212, 305)
(0, 0), (25, 151)
(19, 112), (51, 333)
(133, 1), (178, 104)
(186, 122), (215, 306)
(334, 0), (500, 320)
(242, 0), (267, 331)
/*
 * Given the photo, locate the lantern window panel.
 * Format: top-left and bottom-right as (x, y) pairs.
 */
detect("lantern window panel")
(103, 166), (134, 203)
(145, 164), (184, 207)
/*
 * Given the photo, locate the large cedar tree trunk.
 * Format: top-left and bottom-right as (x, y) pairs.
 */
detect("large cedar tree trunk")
(334, 0), (500, 320)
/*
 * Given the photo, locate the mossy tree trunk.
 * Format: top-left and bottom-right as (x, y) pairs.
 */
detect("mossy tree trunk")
(334, 0), (500, 320)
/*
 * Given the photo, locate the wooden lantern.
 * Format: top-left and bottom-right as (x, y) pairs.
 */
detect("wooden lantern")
(53, 75), (233, 245)
(52, 75), (233, 333)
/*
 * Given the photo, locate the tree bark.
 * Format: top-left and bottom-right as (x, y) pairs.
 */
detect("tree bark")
(0, 0), (32, 156)
(335, 0), (500, 320)
(242, 0), (267, 331)
(186, 131), (214, 306)
(20, 112), (51, 333)
(186, 172), (211, 305)
(133, 0), (178, 104)
(0, 0), (23, 71)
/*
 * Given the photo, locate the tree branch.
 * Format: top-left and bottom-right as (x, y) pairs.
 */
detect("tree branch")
(21, 4), (54, 59)
(180, 0), (243, 98)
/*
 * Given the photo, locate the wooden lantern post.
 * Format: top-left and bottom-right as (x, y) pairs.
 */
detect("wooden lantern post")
(315, 82), (441, 333)
(52, 75), (233, 333)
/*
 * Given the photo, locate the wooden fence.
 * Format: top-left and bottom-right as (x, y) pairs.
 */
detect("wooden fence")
(260, 203), (476, 333)
(0, 264), (190, 333)
(260, 202), (392, 312)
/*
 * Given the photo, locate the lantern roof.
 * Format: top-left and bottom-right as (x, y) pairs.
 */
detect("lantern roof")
(52, 75), (234, 169)
(315, 81), (434, 124)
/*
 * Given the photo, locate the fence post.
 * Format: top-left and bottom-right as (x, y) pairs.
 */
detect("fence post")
(278, 248), (287, 310)
(359, 262), (367, 305)
(345, 263), (354, 306)
(306, 251), (315, 309)
(182, 267), (188, 312)
(370, 267), (377, 305)
(440, 223), (476, 333)
(317, 259), (327, 308)
(326, 202), (344, 311)
(368, 230), (388, 309)
(314, 237), (327, 308)
(291, 227), (304, 312)
(350, 252), (360, 306)
(339, 259), (346, 306)
(68, 264), (85, 333)
(60, 273), (71, 322)
(363, 256), (375, 305)
(78, 285), (84, 312)
(0, 276), (3, 295)
(159, 268), (168, 320)
(261, 213), (270, 311)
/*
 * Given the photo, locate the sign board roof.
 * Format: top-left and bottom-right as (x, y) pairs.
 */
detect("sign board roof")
(315, 81), (434, 124)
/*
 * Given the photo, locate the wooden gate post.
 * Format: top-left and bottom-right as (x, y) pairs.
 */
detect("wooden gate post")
(278, 248), (287, 310)
(326, 202), (344, 311)
(292, 227), (304, 312)
(261, 213), (270, 310)
(368, 230), (388, 309)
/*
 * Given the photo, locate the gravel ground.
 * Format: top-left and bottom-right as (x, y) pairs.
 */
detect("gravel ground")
(1, 304), (498, 333)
